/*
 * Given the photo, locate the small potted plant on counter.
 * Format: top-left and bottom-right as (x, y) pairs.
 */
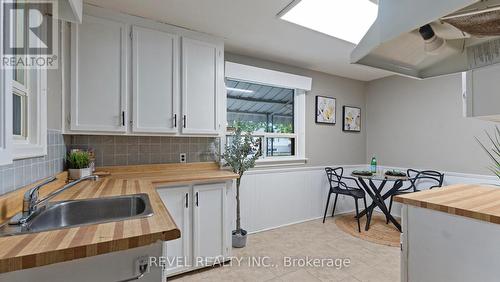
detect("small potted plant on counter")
(67, 150), (92, 180)
(220, 121), (261, 248)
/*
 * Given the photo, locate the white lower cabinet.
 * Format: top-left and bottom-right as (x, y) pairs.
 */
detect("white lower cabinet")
(157, 186), (192, 276)
(0, 242), (164, 282)
(158, 181), (232, 277)
(193, 183), (228, 264)
(400, 204), (500, 282)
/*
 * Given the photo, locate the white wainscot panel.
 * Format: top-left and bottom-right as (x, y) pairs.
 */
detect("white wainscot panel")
(237, 166), (363, 234)
(233, 165), (498, 234)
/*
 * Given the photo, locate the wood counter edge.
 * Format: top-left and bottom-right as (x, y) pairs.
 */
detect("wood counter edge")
(0, 229), (181, 274)
(394, 185), (500, 225)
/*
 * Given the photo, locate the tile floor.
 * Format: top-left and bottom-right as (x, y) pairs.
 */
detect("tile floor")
(171, 215), (400, 282)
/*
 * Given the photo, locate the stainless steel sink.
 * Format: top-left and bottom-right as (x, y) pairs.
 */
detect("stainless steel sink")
(0, 194), (153, 236)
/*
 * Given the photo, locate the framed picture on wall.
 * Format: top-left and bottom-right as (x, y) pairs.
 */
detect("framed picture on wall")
(343, 106), (361, 132)
(315, 96), (336, 125)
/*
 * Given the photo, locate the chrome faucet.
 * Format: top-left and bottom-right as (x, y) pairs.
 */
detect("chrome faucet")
(22, 176), (57, 216)
(15, 175), (99, 225)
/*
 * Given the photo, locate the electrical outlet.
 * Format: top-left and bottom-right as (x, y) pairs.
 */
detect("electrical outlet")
(135, 256), (150, 276)
(180, 153), (186, 163)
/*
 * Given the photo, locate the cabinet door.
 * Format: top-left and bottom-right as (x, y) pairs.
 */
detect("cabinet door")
(465, 64), (500, 119)
(157, 186), (192, 276)
(132, 26), (179, 133)
(181, 38), (220, 135)
(193, 183), (227, 266)
(70, 15), (127, 132)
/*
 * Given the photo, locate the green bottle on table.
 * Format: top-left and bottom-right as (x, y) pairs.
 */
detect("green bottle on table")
(370, 156), (377, 174)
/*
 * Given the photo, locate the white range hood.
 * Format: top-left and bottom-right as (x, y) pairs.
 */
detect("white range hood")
(351, 0), (500, 79)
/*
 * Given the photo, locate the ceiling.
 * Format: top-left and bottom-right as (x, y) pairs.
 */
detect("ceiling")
(84, 0), (392, 81)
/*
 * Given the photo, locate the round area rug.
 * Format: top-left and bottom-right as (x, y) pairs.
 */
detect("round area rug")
(335, 212), (400, 247)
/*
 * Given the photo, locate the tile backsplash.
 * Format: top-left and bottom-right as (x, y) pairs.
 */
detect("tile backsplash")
(69, 135), (219, 167)
(0, 133), (220, 195)
(0, 129), (66, 195)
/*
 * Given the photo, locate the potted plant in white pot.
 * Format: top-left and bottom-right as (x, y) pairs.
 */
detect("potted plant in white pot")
(67, 151), (92, 180)
(220, 121), (261, 248)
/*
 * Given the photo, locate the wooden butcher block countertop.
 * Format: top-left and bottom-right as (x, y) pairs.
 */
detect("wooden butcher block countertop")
(395, 184), (500, 224)
(0, 162), (238, 273)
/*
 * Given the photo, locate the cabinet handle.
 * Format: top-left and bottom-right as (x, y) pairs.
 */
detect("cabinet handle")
(195, 192), (199, 207)
(185, 193), (188, 208)
(183, 115), (186, 128)
(122, 111), (125, 126)
(174, 114), (177, 128)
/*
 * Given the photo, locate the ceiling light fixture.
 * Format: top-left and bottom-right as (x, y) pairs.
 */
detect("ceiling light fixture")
(279, 0), (378, 44)
(226, 87), (254, 93)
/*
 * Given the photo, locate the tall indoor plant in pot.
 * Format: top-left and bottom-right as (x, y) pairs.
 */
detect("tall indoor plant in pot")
(477, 126), (500, 182)
(220, 121), (261, 248)
(67, 151), (92, 180)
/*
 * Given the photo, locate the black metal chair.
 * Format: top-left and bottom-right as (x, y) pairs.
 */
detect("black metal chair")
(387, 169), (444, 223)
(323, 167), (367, 232)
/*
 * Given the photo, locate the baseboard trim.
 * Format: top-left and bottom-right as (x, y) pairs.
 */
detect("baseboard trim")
(247, 209), (356, 235)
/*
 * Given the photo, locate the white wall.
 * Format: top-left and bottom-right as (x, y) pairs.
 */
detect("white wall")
(47, 60), (62, 130)
(46, 22), (67, 131)
(366, 74), (497, 175)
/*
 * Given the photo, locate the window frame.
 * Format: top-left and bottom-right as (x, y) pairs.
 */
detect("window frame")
(224, 62), (311, 166)
(0, 1), (13, 165)
(10, 9), (48, 160)
(11, 1), (29, 141)
(12, 86), (28, 140)
(11, 68), (48, 160)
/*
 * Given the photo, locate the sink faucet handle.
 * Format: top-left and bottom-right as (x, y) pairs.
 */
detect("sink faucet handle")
(23, 176), (57, 214)
(15, 175), (97, 226)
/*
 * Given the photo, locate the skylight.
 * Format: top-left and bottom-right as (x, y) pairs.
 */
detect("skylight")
(280, 0), (378, 44)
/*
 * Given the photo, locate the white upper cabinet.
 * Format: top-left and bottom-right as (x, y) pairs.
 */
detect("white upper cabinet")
(67, 5), (223, 136)
(181, 38), (221, 135)
(71, 15), (128, 132)
(463, 64), (500, 122)
(132, 26), (179, 133)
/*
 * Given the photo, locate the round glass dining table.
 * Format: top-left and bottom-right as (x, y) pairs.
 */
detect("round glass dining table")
(351, 173), (409, 232)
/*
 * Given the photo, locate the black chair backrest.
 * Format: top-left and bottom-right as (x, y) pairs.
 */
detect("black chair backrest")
(407, 169), (444, 190)
(325, 167), (345, 190)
